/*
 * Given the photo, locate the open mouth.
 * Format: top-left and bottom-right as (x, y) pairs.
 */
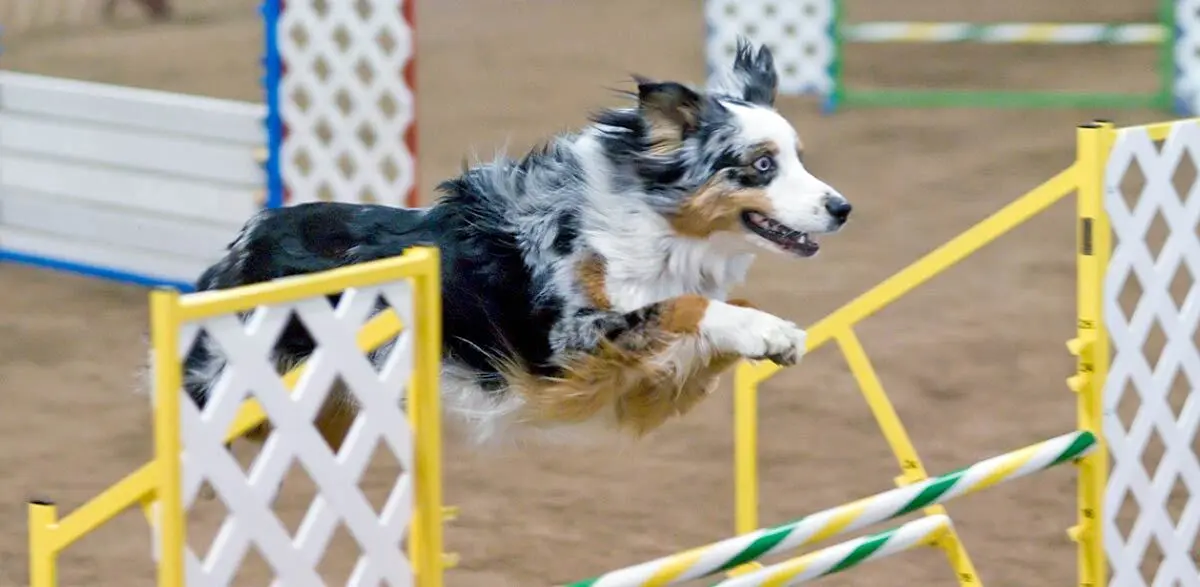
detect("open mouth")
(741, 211), (819, 257)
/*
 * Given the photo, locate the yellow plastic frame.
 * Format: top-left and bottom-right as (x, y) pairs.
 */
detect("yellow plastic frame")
(729, 119), (1182, 587)
(28, 247), (445, 587)
(26, 118), (1198, 586)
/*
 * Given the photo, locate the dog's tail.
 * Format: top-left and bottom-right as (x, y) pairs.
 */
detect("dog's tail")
(136, 368), (216, 415)
(135, 332), (221, 409)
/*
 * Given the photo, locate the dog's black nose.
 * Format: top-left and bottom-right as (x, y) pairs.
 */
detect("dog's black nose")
(825, 198), (852, 224)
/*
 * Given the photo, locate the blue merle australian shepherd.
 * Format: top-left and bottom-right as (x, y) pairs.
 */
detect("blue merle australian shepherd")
(182, 39), (852, 448)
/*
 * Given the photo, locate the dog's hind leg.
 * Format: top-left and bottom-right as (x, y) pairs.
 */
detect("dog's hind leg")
(612, 297), (756, 432)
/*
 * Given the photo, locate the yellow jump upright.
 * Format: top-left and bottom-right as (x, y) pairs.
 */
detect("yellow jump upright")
(729, 118), (1199, 587)
(1070, 121), (1115, 587)
(28, 247), (447, 587)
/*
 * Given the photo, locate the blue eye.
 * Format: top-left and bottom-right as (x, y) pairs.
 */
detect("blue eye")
(753, 155), (775, 172)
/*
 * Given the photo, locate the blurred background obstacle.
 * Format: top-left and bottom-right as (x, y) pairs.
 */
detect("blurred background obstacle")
(0, 0), (171, 41)
(705, 0), (1192, 113)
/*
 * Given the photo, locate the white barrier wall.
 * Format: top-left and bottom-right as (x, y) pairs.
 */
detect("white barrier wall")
(0, 72), (264, 288)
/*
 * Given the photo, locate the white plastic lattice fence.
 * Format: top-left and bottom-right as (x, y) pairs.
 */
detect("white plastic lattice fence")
(704, 0), (834, 96)
(278, 0), (416, 207)
(1104, 120), (1200, 587)
(178, 283), (415, 586)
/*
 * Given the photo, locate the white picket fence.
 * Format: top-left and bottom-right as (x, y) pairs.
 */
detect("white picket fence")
(0, 71), (264, 287)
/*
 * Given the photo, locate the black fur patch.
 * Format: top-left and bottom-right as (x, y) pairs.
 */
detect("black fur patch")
(552, 209), (580, 255)
(730, 38), (778, 106)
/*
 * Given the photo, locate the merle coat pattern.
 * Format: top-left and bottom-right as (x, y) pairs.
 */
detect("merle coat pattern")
(181, 38), (852, 447)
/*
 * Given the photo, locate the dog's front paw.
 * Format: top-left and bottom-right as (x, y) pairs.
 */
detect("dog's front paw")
(747, 317), (807, 366)
(702, 304), (807, 367)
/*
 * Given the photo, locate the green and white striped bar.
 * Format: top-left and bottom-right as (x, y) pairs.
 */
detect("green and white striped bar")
(565, 430), (1094, 587)
(843, 22), (1166, 45)
(711, 515), (952, 586)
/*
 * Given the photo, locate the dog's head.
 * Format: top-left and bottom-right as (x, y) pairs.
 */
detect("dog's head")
(597, 38), (850, 257)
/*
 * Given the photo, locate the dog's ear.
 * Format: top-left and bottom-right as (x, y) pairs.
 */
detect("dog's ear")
(727, 37), (778, 106)
(635, 76), (703, 152)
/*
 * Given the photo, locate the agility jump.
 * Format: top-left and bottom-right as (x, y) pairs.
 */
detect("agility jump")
(564, 119), (1199, 585)
(705, 0), (1191, 113)
(567, 432), (1094, 586)
(27, 117), (1200, 586)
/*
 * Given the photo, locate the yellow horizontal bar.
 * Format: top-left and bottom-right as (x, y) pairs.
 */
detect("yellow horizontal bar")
(46, 462), (158, 552)
(744, 164), (1079, 384)
(177, 247), (437, 321)
(1120, 117), (1200, 141)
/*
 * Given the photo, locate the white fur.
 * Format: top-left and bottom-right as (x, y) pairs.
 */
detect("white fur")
(698, 301), (807, 361)
(724, 102), (846, 236)
(439, 366), (627, 449)
(574, 132), (757, 311)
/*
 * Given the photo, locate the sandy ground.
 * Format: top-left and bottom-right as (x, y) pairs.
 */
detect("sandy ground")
(0, 0), (1175, 585)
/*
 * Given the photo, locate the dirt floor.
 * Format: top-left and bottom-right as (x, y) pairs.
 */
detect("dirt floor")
(0, 0), (1177, 585)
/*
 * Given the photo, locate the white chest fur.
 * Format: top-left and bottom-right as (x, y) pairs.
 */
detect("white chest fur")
(596, 230), (757, 311)
(578, 193), (748, 312)
(571, 133), (758, 311)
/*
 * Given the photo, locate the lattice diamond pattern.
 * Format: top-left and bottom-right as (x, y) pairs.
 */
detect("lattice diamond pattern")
(176, 284), (416, 586)
(704, 0), (834, 96)
(1105, 121), (1200, 587)
(278, 0), (415, 206)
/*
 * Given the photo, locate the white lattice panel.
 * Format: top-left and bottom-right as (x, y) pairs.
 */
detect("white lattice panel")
(278, 0), (416, 206)
(1104, 121), (1200, 587)
(178, 284), (415, 586)
(704, 0), (834, 96)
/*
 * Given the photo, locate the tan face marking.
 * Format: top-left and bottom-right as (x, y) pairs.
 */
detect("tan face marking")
(669, 142), (780, 238)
